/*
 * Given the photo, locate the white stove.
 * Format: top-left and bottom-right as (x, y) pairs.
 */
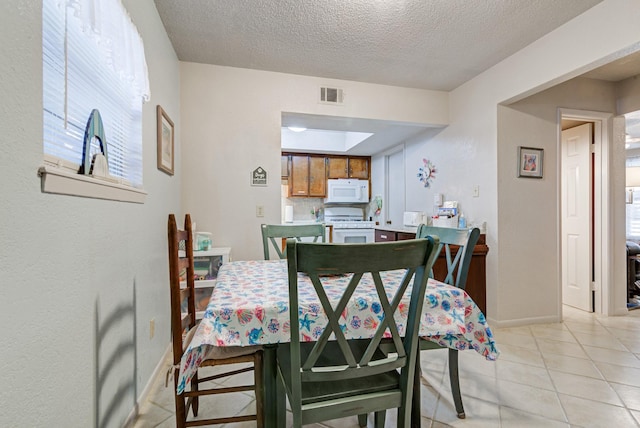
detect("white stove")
(324, 207), (375, 243)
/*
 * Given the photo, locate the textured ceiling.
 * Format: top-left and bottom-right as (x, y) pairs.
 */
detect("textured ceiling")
(153, 0), (640, 154)
(154, 0), (603, 91)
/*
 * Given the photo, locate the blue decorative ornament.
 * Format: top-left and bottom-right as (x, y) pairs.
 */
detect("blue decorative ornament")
(417, 158), (437, 188)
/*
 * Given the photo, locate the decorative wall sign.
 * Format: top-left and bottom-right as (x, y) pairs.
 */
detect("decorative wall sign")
(417, 158), (437, 188)
(157, 105), (174, 175)
(251, 166), (267, 186)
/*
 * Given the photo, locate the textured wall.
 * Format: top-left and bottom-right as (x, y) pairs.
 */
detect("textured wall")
(372, 0), (640, 325)
(179, 62), (448, 262)
(0, 1), (180, 426)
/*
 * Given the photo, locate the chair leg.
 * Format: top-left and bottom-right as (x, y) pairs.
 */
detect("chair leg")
(374, 410), (386, 428)
(274, 365), (286, 427)
(358, 413), (368, 427)
(173, 369), (187, 428)
(411, 355), (421, 428)
(191, 372), (199, 416)
(448, 349), (465, 419)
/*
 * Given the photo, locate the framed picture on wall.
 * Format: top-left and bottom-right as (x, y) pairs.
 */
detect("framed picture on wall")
(518, 146), (543, 178)
(157, 105), (174, 175)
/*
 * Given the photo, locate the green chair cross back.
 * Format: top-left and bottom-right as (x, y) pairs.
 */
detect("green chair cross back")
(278, 238), (440, 428)
(413, 225), (480, 421)
(261, 223), (325, 260)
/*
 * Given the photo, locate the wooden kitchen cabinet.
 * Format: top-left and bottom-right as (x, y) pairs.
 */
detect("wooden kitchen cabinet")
(281, 155), (289, 178)
(375, 229), (396, 242)
(288, 154), (326, 197)
(374, 229), (415, 242)
(290, 154), (309, 196)
(347, 157), (369, 179)
(375, 229), (489, 314)
(308, 156), (326, 197)
(327, 156), (369, 179)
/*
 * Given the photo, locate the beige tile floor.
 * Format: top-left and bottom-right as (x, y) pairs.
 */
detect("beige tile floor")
(133, 306), (640, 427)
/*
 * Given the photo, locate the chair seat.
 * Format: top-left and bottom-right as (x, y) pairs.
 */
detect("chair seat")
(277, 340), (401, 405)
(203, 344), (263, 360)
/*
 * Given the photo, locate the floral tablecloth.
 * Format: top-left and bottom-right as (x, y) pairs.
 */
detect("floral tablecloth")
(177, 259), (499, 393)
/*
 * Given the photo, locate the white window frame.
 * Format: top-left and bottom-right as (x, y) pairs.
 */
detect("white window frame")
(40, 0), (149, 203)
(627, 156), (640, 239)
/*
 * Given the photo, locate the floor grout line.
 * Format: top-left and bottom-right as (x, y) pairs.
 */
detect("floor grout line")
(133, 306), (640, 427)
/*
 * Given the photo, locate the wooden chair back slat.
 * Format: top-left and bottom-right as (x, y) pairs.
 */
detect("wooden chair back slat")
(261, 223), (325, 259)
(168, 214), (197, 367)
(416, 225), (480, 289)
(287, 238), (439, 382)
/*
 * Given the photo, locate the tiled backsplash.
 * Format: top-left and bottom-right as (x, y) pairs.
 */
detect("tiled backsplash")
(281, 185), (385, 223)
(281, 185), (324, 222)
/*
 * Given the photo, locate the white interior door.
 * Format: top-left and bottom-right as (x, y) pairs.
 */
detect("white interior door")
(386, 149), (405, 227)
(561, 123), (593, 311)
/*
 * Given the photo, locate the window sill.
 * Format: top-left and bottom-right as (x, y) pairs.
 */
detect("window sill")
(38, 165), (147, 203)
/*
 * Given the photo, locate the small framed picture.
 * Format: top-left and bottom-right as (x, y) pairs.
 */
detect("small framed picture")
(518, 146), (543, 178)
(157, 105), (174, 175)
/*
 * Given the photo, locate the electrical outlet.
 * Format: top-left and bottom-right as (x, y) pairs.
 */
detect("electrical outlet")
(149, 318), (155, 339)
(256, 205), (264, 217)
(473, 185), (480, 197)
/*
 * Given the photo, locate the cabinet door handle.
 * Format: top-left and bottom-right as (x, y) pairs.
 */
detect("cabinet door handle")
(380, 234), (387, 239)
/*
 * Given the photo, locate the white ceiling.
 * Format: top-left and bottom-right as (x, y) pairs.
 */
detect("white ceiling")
(153, 0), (640, 155)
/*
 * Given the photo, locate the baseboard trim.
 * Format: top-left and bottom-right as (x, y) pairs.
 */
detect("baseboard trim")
(486, 314), (560, 329)
(122, 344), (172, 428)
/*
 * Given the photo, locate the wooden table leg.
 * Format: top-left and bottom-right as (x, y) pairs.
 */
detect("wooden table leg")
(262, 344), (279, 428)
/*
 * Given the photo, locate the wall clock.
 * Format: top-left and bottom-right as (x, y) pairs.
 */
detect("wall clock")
(417, 158), (437, 188)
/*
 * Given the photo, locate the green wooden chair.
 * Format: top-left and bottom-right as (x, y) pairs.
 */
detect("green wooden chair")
(261, 223), (325, 260)
(413, 225), (481, 422)
(277, 238), (439, 428)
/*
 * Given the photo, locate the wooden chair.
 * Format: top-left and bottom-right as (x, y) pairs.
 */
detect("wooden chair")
(277, 238), (439, 428)
(413, 225), (481, 422)
(260, 223), (325, 259)
(168, 214), (264, 427)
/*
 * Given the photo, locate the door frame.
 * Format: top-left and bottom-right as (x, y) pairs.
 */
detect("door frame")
(383, 145), (406, 227)
(558, 108), (611, 315)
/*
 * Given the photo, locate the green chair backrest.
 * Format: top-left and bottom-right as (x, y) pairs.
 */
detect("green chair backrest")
(415, 225), (480, 290)
(284, 237), (439, 399)
(261, 223), (325, 260)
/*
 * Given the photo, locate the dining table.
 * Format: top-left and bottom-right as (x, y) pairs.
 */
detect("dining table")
(176, 259), (499, 427)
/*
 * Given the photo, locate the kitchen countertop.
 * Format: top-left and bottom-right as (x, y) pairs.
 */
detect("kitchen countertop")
(282, 220), (327, 225)
(374, 225), (419, 234)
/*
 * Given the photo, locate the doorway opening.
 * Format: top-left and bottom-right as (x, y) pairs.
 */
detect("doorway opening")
(559, 109), (612, 316)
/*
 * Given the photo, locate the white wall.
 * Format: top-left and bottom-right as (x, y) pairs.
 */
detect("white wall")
(617, 74), (640, 114)
(497, 77), (619, 322)
(179, 63), (448, 261)
(372, 0), (640, 324)
(0, 1), (181, 426)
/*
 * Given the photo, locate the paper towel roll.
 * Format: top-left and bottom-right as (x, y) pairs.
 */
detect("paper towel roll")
(284, 206), (293, 223)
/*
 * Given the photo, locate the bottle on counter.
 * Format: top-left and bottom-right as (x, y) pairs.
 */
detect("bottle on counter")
(458, 212), (467, 228)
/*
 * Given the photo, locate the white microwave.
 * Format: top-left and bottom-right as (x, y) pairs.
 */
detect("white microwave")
(325, 179), (369, 204)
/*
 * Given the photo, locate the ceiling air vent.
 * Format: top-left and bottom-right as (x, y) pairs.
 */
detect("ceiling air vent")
(320, 86), (344, 105)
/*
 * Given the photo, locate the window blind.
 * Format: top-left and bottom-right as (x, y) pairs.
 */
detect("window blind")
(43, 0), (149, 188)
(627, 157), (640, 238)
